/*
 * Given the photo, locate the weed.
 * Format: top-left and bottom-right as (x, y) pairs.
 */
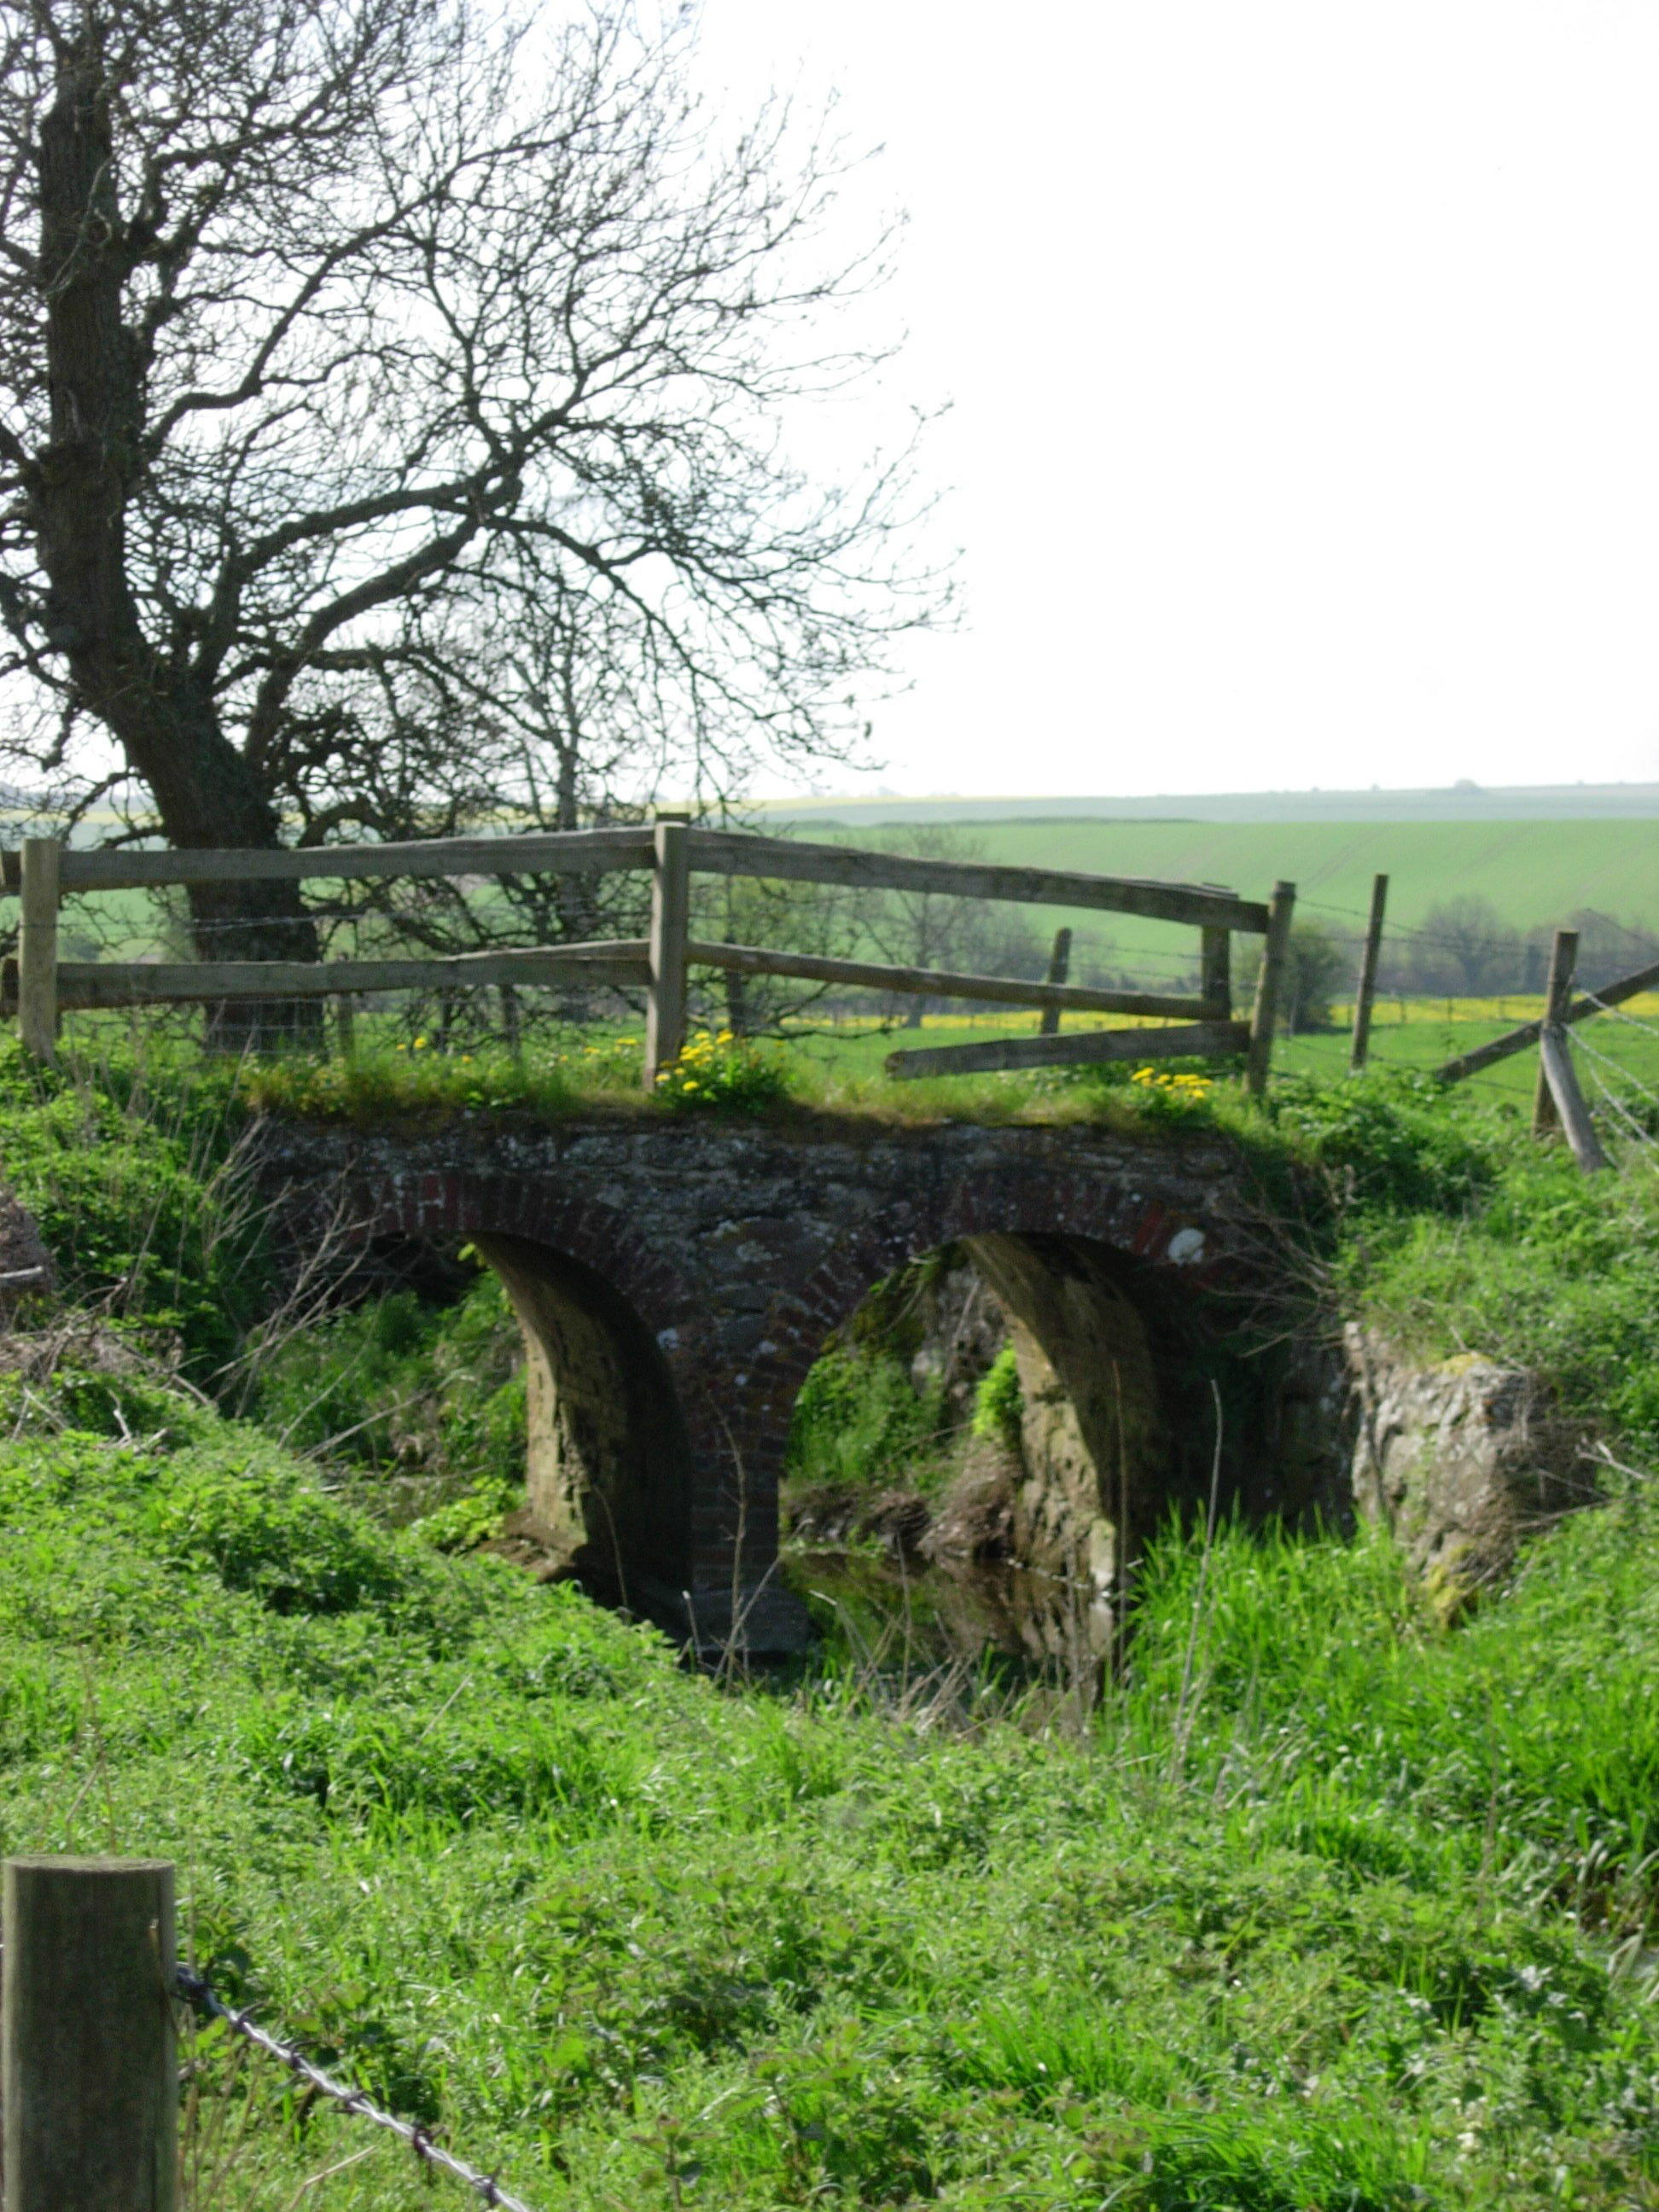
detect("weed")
(970, 1342), (1023, 1448)
(654, 1028), (793, 1113)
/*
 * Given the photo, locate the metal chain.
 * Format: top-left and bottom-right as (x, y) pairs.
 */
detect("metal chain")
(173, 1965), (538, 2212)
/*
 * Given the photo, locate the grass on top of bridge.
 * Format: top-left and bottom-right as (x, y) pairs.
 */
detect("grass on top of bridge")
(181, 988), (1655, 1126)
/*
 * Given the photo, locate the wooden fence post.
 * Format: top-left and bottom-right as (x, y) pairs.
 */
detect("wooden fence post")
(643, 812), (691, 1093)
(3, 1855), (178, 2212)
(1348, 872), (1388, 1072)
(1245, 881), (1296, 1099)
(17, 837), (60, 1064)
(1200, 926), (1231, 1017)
(1533, 928), (1578, 1138)
(1538, 1027), (1610, 1173)
(1039, 926), (1073, 1036)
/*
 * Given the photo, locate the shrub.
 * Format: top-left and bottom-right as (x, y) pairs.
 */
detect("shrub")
(145, 1452), (416, 1615)
(971, 1342), (1023, 1449)
(0, 1039), (271, 1376)
(1264, 1070), (1499, 1214)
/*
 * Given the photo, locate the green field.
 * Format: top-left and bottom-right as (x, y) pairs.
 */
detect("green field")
(963, 815), (1655, 925)
(785, 816), (1655, 990)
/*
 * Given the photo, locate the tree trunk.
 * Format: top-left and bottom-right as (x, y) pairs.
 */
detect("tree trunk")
(30, 30), (320, 1050)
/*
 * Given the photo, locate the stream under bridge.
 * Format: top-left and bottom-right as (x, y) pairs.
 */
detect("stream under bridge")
(259, 1113), (1342, 1650)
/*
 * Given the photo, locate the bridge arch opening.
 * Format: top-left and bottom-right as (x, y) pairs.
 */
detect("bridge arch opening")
(782, 1227), (1336, 1658)
(472, 1231), (694, 1615)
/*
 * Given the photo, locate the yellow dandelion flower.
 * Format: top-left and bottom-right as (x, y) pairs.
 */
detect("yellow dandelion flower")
(683, 1080), (699, 1092)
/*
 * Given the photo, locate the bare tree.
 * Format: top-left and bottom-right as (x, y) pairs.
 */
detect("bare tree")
(0, 0), (947, 1037)
(864, 826), (1042, 1025)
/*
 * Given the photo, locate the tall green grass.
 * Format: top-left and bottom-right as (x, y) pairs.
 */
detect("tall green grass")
(0, 1375), (1655, 2209)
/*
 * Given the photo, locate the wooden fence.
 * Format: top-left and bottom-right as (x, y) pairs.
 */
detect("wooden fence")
(1, 822), (1297, 1094)
(1434, 925), (1659, 1174)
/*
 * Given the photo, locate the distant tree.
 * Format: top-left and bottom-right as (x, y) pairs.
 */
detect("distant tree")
(1398, 898), (1522, 998)
(1279, 920), (1347, 1033)
(0, 0), (948, 1038)
(1526, 909), (1659, 994)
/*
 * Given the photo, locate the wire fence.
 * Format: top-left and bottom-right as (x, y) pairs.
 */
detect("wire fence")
(173, 1964), (538, 2212)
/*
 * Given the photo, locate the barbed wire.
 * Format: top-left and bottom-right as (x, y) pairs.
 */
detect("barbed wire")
(173, 1965), (538, 2212)
(1580, 990), (1659, 1043)
(1583, 1061), (1659, 1161)
(1574, 1025), (1659, 1109)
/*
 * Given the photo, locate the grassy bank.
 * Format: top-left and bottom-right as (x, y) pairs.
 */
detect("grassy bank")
(0, 1042), (1656, 2204)
(0, 1393), (1656, 2209)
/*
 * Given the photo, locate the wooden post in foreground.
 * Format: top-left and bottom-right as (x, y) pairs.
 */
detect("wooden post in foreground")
(3, 1855), (178, 2212)
(1533, 928), (1578, 1138)
(1039, 926), (1073, 1036)
(1348, 872), (1388, 1072)
(1200, 926), (1231, 1018)
(643, 812), (691, 1092)
(1245, 881), (1296, 1099)
(17, 837), (60, 1063)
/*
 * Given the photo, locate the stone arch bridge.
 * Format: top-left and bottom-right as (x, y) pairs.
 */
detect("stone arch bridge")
(260, 1114), (1336, 1649)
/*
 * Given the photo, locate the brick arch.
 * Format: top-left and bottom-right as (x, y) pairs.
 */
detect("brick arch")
(737, 1171), (1231, 1451)
(736, 1171), (1243, 1586)
(260, 1114), (1280, 1652)
(345, 1167), (754, 1631)
(348, 1166), (709, 1352)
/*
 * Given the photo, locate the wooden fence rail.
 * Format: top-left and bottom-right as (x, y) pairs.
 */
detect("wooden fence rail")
(3, 824), (1296, 1096)
(6, 943), (652, 1012)
(0, 824), (656, 893)
(1435, 952), (1659, 1085)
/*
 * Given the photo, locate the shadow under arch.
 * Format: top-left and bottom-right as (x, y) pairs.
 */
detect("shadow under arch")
(351, 1165), (725, 1634)
(960, 1229), (1253, 1580)
(473, 1232), (695, 1614)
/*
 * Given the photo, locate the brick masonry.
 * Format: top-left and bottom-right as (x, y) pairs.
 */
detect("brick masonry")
(256, 1109), (1277, 1649)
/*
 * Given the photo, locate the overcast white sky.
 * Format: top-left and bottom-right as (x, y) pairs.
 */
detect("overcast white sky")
(695, 2), (1659, 800)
